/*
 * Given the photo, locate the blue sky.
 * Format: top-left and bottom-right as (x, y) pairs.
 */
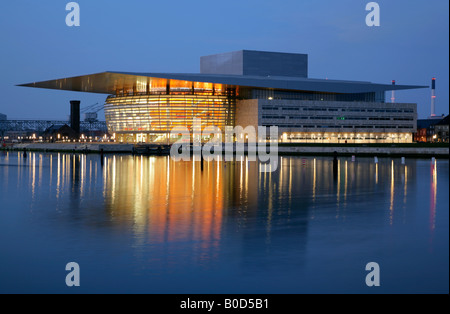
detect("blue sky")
(0, 0), (448, 120)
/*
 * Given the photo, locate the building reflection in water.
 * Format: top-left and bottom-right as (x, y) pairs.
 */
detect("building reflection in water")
(101, 155), (227, 265)
(2, 151), (431, 270)
(430, 159), (437, 233)
(390, 160), (395, 225)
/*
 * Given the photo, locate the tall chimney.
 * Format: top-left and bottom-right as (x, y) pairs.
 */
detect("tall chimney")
(391, 80), (396, 103)
(70, 100), (81, 136)
(431, 78), (436, 117)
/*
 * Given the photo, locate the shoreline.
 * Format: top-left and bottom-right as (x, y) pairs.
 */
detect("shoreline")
(1, 143), (448, 158)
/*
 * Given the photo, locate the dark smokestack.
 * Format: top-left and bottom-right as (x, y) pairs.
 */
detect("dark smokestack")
(70, 100), (81, 136)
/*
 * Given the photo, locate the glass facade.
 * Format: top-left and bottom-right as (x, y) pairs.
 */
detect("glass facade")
(239, 88), (385, 103)
(102, 77), (414, 144)
(105, 94), (235, 143)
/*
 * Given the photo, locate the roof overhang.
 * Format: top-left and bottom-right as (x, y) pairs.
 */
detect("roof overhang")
(18, 71), (428, 95)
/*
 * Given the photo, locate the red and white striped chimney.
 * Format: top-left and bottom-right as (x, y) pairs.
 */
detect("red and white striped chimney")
(431, 78), (436, 117)
(391, 80), (396, 103)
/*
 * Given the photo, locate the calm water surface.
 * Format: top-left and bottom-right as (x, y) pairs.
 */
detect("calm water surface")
(0, 151), (448, 293)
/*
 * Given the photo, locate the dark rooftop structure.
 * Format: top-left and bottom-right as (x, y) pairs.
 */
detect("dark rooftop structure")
(417, 118), (444, 130)
(435, 115), (449, 126)
(18, 50), (427, 96)
(44, 124), (78, 140)
(21, 71), (427, 95)
(200, 50), (308, 78)
(18, 71), (427, 96)
(435, 115), (449, 143)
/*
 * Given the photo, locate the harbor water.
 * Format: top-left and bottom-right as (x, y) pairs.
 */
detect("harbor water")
(0, 151), (448, 293)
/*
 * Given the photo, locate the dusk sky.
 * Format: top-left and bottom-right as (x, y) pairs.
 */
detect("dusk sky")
(0, 0), (448, 120)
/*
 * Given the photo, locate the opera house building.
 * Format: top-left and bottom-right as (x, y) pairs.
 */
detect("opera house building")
(20, 50), (426, 143)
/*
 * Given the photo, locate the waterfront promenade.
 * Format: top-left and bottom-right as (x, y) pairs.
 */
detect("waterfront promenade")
(2, 142), (448, 157)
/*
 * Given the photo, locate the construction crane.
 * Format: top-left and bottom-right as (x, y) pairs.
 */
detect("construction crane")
(81, 103), (104, 122)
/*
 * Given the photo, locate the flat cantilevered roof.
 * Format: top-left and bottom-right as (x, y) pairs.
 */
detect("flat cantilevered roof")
(18, 71), (427, 94)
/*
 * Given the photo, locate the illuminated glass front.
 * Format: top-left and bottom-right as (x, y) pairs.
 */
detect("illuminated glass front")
(105, 94), (235, 143)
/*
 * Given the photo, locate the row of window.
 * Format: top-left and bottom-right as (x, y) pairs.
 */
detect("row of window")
(262, 107), (415, 113)
(262, 124), (414, 129)
(286, 136), (400, 140)
(262, 115), (414, 121)
(248, 89), (382, 102)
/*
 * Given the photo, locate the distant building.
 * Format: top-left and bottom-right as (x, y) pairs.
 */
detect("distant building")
(435, 115), (449, 143)
(0, 113), (6, 121)
(43, 124), (78, 142)
(414, 118), (442, 143)
(1, 131), (30, 142)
